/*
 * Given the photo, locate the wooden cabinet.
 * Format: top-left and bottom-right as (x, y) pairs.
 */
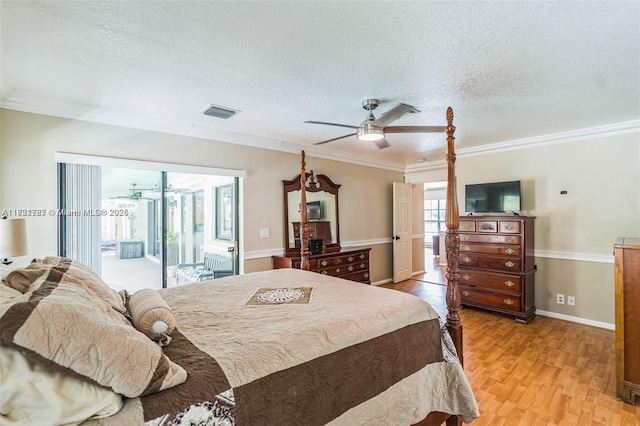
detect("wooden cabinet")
(273, 248), (371, 284)
(614, 237), (640, 405)
(292, 221), (332, 246)
(458, 216), (535, 323)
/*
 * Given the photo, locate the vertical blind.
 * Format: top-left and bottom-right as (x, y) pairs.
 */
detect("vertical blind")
(59, 163), (102, 273)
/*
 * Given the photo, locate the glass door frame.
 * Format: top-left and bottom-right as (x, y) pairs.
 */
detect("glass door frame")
(56, 153), (245, 291)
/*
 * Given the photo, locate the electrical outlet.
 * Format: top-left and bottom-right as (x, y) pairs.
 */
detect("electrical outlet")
(567, 296), (575, 306)
(557, 294), (565, 304)
(259, 228), (270, 239)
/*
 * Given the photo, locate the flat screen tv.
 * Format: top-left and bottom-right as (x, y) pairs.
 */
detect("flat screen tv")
(465, 180), (521, 213)
(307, 201), (323, 220)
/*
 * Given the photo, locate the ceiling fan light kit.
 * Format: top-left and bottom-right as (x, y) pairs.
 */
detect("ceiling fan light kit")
(357, 123), (384, 141)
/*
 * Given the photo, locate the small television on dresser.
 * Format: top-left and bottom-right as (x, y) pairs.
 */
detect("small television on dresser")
(298, 201), (323, 220)
(465, 180), (521, 213)
(307, 201), (323, 221)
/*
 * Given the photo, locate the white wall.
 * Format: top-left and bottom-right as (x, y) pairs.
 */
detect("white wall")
(0, 109), (404, 283)
(413, 132), (639, 326)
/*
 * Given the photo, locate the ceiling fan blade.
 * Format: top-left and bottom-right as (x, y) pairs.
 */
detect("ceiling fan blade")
(375, 138), (390, 149)
(305, 121), (359, 130)
(371, 103), (419, 127)
(314, 132), (357, 145)
(383, 125), (446, 133)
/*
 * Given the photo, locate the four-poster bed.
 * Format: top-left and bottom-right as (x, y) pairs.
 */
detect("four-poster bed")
(295, 107), (468, 426)
(0, 108), (476, 425)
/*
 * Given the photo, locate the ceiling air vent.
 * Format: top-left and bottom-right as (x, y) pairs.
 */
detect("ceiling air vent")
(201, 104), (239, 119)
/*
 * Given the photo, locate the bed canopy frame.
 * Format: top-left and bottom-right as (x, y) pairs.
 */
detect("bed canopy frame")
(297, 107), (462, 426)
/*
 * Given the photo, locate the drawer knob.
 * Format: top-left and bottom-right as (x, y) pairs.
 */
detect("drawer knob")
(462, 245), (470, 251)
(359, 254), (365, 259)
(321, 260), (328, 266)
(360, 263), (365, 268)
(506, 238), (513, 243)
(348, 266), (354, 271)
(321, 271), (328, 275)
(463, 224), (471, 229)
(505, 280), (515, 287)
(463, 257), (471, 262)
(504, 298), (514, 305)
(462, 274), (471, 281)
(348, 256), (354, 261)
(505, 248), (515, 254)
(463, 290), (471, 297)
(505, 261), (515, 268)
(505, 225), (514, 230)
(336, 268), (341, 273)
(462, 236), (469, 241)
(364, 273), (369, 278)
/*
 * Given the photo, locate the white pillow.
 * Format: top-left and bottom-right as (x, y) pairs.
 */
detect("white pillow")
(0, 345), (123, 425)
(0, 264), (15, 285)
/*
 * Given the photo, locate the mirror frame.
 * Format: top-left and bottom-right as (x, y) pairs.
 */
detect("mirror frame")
(282, 172), (341, 256)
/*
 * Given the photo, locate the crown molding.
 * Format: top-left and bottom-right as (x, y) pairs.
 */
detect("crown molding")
(0, 92), (406, 172)
(406, 119), (640, 176)
(2, 91), (637, 174)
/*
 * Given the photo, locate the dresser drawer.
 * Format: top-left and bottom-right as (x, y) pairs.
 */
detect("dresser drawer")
(477, 220), (498, 233)
(460, 243), (521, 256)
(339, 270), (370, 284)
(460, 220), (476, 232)
(318, 253), (358, 268)
(459, 269), (522, 293)
(500, 221), (521, 234)
(319, 261), (368, 277)
(461, 286), (521, 311)
(459, 234), (521, 245)
(459, 254), (522, 271)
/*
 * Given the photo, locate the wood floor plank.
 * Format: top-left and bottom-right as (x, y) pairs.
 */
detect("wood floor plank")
(381, 277), (640, 425)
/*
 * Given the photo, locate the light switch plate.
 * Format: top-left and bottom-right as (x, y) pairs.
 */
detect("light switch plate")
(260, 228), (270, 238)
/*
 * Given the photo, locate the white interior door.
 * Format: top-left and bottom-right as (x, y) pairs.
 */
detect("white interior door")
(393, 182), (412, 283)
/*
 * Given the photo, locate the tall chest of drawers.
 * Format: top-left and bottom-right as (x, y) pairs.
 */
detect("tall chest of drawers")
(458, 216), (536, 323)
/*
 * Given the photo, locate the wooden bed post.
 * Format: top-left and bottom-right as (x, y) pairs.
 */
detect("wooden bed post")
(300, 151), (310, 270)
(444, 107), (463, 365)
(444, 109), (463, 426)
(411, 108), (465, 426)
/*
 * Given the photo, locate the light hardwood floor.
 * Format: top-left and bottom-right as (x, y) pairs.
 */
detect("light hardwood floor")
(381, 257), (640, 426)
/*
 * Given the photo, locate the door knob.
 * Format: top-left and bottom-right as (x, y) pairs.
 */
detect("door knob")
(394, 236), (400, 240)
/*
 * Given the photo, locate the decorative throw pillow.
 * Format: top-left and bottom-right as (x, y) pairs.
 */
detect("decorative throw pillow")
(129, 288), (176, 346)
(0, 258), (187, 398)
(34, 256), (128, 315)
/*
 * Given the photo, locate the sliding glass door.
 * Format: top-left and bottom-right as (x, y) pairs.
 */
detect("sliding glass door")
(59, 165), (239, 292)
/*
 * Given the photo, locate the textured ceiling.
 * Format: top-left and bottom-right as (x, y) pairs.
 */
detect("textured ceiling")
(1, 1), (639, 170)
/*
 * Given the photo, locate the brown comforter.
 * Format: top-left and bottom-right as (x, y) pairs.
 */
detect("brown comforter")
(86, 268), (479, 425)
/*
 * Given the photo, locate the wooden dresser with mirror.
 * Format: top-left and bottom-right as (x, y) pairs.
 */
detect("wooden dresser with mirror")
(272, 166), (371, 284)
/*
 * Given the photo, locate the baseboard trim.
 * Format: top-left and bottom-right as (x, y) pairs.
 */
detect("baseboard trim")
(536, 309), (614, 330)
(371, 278), (392, 286)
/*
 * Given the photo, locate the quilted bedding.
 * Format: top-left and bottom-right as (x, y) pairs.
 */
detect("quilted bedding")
(84, 268), (479, 425)
(0, 257), (186, 399)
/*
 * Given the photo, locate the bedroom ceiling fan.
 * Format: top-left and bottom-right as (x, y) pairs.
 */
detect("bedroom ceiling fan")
(110, 183), (157, 201)
(305, 99), (446, 149)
